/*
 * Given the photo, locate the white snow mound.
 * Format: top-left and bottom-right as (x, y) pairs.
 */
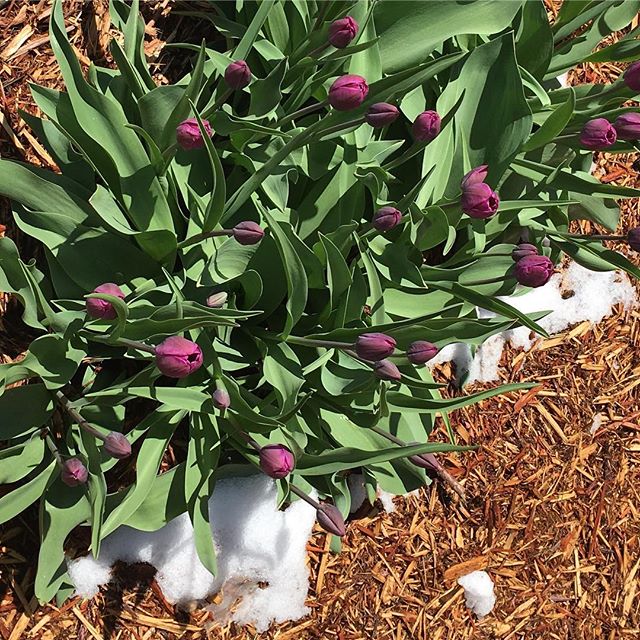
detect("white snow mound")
(430, 262), (636, 385)
(67, 475), (316, 631)
(457, 570), (496, 618)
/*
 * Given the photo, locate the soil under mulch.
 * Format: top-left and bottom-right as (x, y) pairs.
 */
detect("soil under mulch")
(1, 2), (639, 639)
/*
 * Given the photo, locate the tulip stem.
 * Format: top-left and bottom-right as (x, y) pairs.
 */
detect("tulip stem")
(177, 229), (233, 250)
(382, 142), (425, 171)
(289, 484), (321, 509)
(316, 117), (365, 139)
(55, 391), (106, 442)
(569, 233), (625, 241)
(463, 275), (510, 286)
(307, 42), (330, 59)
(117, 338), (157, 355)
(44, 433), (63, 465)
(276, 100), (327, 127)
(202, 88), (233, 120)
(286, 336), (353, 350)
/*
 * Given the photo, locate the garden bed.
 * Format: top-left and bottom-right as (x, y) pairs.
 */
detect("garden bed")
(1, 1), (639, 639)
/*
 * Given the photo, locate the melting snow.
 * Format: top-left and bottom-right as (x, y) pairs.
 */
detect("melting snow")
(458, 570), (496, 618)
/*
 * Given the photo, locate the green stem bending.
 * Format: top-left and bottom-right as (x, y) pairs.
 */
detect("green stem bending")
(276, 100), (327, 128)
(289, 484), (321, 509)
(464, 275), (510, 286)
(317, 117), (365, 139)
(202, 88), (233, 120)
(117, 338), (157, 354)
(177, 229), (232, 250)
(286, 336), (353, 350)
(55, 391), (105, 441)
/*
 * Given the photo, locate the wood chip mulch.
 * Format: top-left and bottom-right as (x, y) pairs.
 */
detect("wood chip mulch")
(1, 2), (639, 639)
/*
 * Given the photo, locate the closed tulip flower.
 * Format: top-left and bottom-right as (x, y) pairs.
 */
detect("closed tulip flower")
(328, 16), (358, 49)
(511, 243), (539, 262)
(212, 389), (230, 410)
(103, 432), (132, 459)
(355, 333), (396, 360)
(61, 458), (88, 487)
(316, 503), (346, 536)
(579, 118), (617, 149)
(233, 221), (265, 245)
(155, 336), (203, 378)
(412, 110), (441, 142)
(514, 255), (554, 288)
(627, 227), (640, 251)
(176, 118), (213, 150)
(408, 451), (442, 474)
(623, 61), (640, 92)
(86, 283), (125, 320)
(206, 292), (228, 308)
(407, 341), (438, 365)
(328, 74), (368, 111)
(614, 113), (640, 140)
(373, 206), (402, 232)
(224, 60), (251, 89)
(365, 102), (399, 128)
(461, 182), (500, 219)
(461, 165), (489, 189)
(259, 444), (295, 479)
(373, 359), (401, 382)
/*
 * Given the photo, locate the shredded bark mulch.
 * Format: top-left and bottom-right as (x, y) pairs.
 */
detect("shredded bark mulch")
(0, 2), (638, 639)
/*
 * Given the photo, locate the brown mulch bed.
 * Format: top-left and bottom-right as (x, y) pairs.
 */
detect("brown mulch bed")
(1, 2), (639, 639)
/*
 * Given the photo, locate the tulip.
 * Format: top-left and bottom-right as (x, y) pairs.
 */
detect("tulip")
(328, 74), (368, 111)
(623, 61), (640, 92)
(355, 333), (396, 360)
(627, 227), (640, 251)
(86, 283), (125, 320)
(412, 110), (441, 142)
(103, 432), (132, 459)
(233, 221), (265, 245)
(511, 243), (539, 262)
(61, 458), (88, 487)
(514, 254), (554, 288)
(408, 451), (441, 475)
(316, 503), (346, 536)
(461, 182), (500, 219)
(206, 292), (228, 308)
(373, 206), (402, 232)
(461, 165), (489, 189)
(365, 102), (399, 128)
(373, 359), (401, 381)
(176, 118), (213, 150)
(224, 60), (251, 89)
(328, 16), (358, 49)
(212, 388), (230, 410)
(579, 118), (617, 149)
(614, 113), (640, 140)
(155, 336), (203, 378)
(407, 341), (438, 365)
(259, 444), (295, 479)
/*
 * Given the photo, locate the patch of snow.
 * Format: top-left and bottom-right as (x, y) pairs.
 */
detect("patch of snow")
(67, 475), (316, 631)
(458, 570), (496, 618)
(377, 490), (396, 513)
(556, 72), (569, 88)
(590, 413), (604, 435)
(430, 262), (636, 386)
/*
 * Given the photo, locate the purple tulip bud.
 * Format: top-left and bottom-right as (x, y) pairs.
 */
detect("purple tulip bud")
(155, 336), (203, 378)
(579, 118), (617, 150)
(328, 16), (358, 49)
(233, 221), (264, 246)
(224, 60), (251, 90)
(176, 118), (213, 150)
(206, 292), (228, 308)
(623, 61), (640, 92)
(328, 74), (368, 111)
(408, 451), (442, 476)
(627, 227), (640, 251)
(103, 432), (132, 459)
(355, 333), (396, 360)
(316, 503), (346, 537)
(461, 182), (500, 219)
(514, 254), (554, 288)
(86, 283), (125, 320)
(511, 243), (539, 262)
(365, 102), (399, 128)
(407, 341), (438, 365)
(212, 388), (230, 410)
(461, 165), (489, 189)
(411, 110), (441, 142)
(373, 359), (401, 382)
(614, 113), (640, 141)
(61, 458), (88, 487)
(373, 206), (402, 232)
(259, 444), (295, 479)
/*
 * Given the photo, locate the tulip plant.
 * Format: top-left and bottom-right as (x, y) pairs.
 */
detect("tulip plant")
(2, 0), (640, 604)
